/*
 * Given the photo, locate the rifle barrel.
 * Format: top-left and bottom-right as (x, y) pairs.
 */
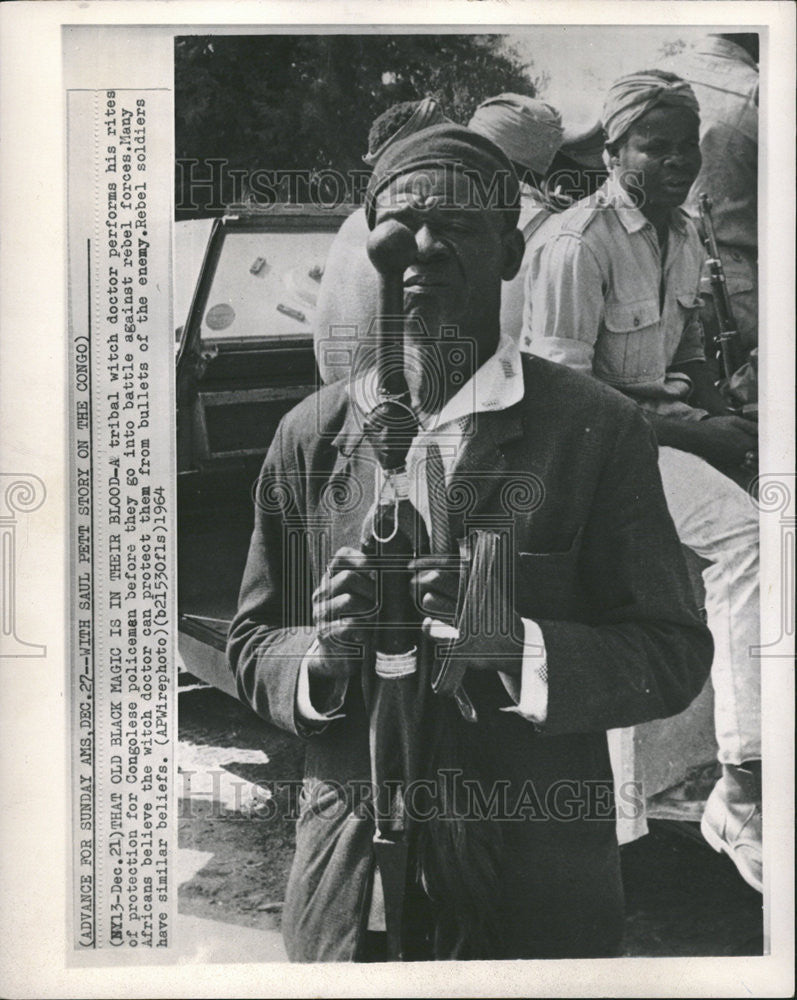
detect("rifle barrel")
(698, 193), (741, 379)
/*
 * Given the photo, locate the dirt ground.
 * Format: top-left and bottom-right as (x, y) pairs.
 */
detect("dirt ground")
(178, 685), (763, 957)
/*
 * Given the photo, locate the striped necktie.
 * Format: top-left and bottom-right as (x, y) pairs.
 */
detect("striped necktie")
(424, 439), (478, 723)
(424, 440), (452, 555)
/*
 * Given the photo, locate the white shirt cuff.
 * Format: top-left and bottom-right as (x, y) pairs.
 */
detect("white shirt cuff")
(499, 617), (548, 724)
(296, 639), (348, 722)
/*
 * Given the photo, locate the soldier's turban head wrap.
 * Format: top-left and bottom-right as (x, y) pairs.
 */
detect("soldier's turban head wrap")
(602, 70), (700, 145)
(468, 93), (564, 176)
(364, 123), (521, 231)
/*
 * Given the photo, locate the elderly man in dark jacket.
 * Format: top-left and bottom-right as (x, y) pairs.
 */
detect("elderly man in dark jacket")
(228, 124), (713, 962)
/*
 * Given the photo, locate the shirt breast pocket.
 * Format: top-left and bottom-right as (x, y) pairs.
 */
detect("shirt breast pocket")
(515, 527), (583, 620)
(671, 291), (705, 364)
(720, 258), (756, 295)
(598, 298), (661, 384)
(676, 291), (703, 317)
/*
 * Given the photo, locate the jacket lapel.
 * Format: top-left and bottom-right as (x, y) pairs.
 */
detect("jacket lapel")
(448, 404), (525, 538)
(312, 403), (378, 556)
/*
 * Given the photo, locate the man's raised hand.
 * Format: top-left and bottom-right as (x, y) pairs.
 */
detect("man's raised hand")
(311, 546), (376, 681)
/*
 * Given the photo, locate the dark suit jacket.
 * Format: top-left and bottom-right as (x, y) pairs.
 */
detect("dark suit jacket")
(228, 354), (713, 961)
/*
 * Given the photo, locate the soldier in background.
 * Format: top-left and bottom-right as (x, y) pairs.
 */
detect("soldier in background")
(468, 94), (564, 342)
(674, 34), (759, 363)
(522, 70), (762, 894)
(469, 97), (611, 346)
(547, 117), (608, 204)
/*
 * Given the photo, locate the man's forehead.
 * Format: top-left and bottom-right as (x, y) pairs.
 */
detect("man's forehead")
(374, 167), (496, 217)
(629, 106), (700, 139)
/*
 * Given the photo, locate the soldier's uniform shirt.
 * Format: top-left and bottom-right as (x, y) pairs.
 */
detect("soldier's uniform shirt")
(522, 176), (708, 421)
(499, 183), (559, 343)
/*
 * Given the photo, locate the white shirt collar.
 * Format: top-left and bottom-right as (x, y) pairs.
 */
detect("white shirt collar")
(418, 334), (524, 432)
(348, 334), (524, 432)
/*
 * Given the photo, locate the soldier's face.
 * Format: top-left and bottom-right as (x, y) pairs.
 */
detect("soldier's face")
(614, 107), (702, 209)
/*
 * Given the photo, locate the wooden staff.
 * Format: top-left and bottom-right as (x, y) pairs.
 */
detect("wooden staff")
(361, 219), (427, 961)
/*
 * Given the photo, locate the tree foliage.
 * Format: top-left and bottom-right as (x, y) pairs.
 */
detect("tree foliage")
(175, 34), (539, 217)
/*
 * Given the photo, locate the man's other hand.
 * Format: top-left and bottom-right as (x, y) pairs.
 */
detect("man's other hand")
(311, 546), (375, 681)
(693, 415), (758, 468)
(409, 553), (460, 627)
(410, 553), (524, 677)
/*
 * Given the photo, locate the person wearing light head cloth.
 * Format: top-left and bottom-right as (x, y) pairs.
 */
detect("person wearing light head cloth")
(230, 120), (711, 960)
(601, 68), (701, 145)
(314, 98), (450, 384)
(555, 116), (608, 196)
(523, 69), (762, 893)
(468, 93), (564, 189)
(468, 93), (564, 342)
(671, 34), (760, 373)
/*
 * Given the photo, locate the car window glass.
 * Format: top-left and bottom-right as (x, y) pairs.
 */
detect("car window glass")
(199, 230), (335, 341)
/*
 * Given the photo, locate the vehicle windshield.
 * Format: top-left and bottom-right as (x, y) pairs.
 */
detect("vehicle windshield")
(193, 228), (334, 342)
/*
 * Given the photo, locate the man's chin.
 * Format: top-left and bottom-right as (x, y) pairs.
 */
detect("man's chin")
(653, 183), (694, 208)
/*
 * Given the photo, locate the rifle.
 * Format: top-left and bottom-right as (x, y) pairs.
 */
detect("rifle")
(698, 194), (758, 482)
(698, 193), (742, 381)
